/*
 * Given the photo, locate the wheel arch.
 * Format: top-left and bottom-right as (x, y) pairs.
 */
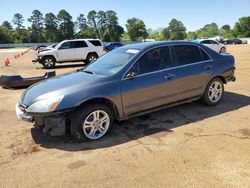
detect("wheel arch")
(87, 52), (99, 58)
(41, 55), (57, 62)
(76, 97), (120, 120)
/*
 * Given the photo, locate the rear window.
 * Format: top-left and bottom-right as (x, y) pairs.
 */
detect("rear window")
(88, 40), (102, 46)
(173, 45), (203, 65)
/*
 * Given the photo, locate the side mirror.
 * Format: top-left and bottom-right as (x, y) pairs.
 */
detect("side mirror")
(126, 71), (137, 79)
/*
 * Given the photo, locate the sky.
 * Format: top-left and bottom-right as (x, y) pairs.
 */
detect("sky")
(0, 0), (250, 32)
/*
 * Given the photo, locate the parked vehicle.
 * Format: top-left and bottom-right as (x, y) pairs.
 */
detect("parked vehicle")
(16, 41), (236, 141)
(33, 39), (106, 69)
(104, 42), (123, 52)
(223, 38), (242, 45)
(193, 39), (226, 53)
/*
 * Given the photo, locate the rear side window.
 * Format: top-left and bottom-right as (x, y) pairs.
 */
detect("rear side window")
(200, 48), (211, 61)
(88, 40), (102, 46)
(71, 41), (88, 48)
(173, 45), (203, 65)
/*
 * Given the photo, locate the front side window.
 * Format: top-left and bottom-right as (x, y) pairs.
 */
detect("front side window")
(133, 47), (171, 75)
(173, 45), (203, 65)
(59, 42), (70, 49)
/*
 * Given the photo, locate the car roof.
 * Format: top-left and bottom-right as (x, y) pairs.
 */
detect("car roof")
(122, 41), (200, 51)
(62, 39), (101, 42)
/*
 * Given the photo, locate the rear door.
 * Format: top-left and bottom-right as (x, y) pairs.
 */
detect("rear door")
(73, 41), (88, 60)
(57, 42), (76, 61)
(121, 46), (179, 116)
(171, 44), (213, 100)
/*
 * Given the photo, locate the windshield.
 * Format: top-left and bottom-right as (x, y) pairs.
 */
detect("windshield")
(83, 47), (140, 76)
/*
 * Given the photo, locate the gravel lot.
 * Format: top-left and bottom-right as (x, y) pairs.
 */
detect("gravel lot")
(0, 45), (250, 188)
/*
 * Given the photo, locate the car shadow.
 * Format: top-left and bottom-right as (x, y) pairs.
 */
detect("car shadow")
(31, 91), (250, 151)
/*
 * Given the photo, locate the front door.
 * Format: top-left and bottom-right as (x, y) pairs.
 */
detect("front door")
(121, 46), (179, 117)
(57, 42), (76, 61)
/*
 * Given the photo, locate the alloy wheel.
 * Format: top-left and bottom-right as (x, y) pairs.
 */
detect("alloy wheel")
(82, 110), (110, 140)
(208, 81), (223, 103)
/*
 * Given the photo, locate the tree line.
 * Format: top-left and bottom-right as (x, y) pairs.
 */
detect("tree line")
(0, 9), (249, 43)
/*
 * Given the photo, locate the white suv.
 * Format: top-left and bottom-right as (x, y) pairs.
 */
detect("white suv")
(35, 39), (106, 68)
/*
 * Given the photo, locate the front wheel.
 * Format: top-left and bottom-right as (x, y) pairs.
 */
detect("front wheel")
(202, 78), (224, 106)
(220, 47), (226, 53)
(70, 103), (113, 142)
(42, 56), (56, 69)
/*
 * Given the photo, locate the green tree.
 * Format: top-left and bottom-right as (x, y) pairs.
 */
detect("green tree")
(12, 13), (24, 29)
(233, 16), (250, 37)
(187, 31), (197, 40)
(161, 28), (171, 40)
(87, 10), (100, 38)
(126, 17), (148, 41)
(57, 9), (74, 40)
(197, 22), (218, 38)
(221, 25), (230, 31)
(0, 26), (13, 43)
(2, 21), (13, 30)
(44, 12), (58, 42)
(28, 10), (44, 42)
(165, 19), (187, 40)
(76, 14), (94, 38)
(104, 10), (124, 41)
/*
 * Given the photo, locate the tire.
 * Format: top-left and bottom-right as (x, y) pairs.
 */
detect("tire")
(220, 47), (226, 53)
(70, 103), (113, 142)
(86, 53), (98, 64)
(201, 78), (224, 106)
(42, 56), (56, 69)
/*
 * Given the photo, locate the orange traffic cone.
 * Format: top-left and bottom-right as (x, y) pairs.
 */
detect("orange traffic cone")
(5, 58), (10, 66)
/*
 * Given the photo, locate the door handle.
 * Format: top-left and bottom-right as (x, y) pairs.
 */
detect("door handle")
(164, 73), (175, 80)
(204, 65), (213, 70)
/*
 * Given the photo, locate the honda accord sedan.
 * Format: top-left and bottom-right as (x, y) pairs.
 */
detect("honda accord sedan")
(16, 41), (236, 141)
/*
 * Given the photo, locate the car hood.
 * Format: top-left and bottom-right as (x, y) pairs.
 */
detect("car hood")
(21, 70), (104, 106)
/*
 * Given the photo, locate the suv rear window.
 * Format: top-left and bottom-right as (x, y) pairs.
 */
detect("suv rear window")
(173, 45), (203, 65)
(88, 40), (102, 46)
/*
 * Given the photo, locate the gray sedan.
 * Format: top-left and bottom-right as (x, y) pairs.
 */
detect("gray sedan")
(16, 41), (236, 141)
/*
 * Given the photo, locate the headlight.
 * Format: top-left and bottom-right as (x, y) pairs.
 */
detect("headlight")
(26, 95), (64, 113)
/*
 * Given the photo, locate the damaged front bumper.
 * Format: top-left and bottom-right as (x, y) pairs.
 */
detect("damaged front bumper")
(32, 56), (43, 64)
(16, 103), (67, 136)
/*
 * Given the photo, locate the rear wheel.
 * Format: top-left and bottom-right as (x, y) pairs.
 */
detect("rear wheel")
(86, 53), (98, 64)
(42, 56), (56, 69)
(70, 103), (113, 142)
(220, 47), (226, 53)
(202, 78), (224, 106)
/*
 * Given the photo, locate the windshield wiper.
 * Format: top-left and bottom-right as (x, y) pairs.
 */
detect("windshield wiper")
(83, 70), (95, 75)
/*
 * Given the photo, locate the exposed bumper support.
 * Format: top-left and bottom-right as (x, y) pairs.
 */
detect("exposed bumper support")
(16, 103), (66, 136)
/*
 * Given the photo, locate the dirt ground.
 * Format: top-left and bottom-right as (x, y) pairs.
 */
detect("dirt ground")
(0, 45), (250, 188)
